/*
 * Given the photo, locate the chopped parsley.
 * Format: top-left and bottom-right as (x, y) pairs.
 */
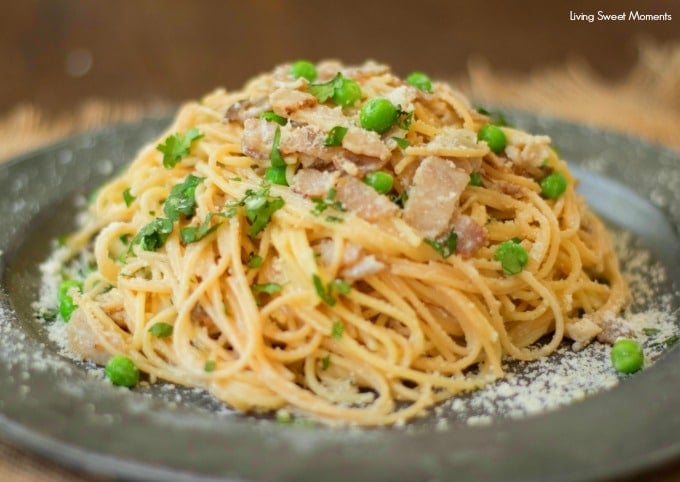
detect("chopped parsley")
(251, 282), (283, 294)
(164, 175), (204, 221)
(227, 183), (286, 237)
(123, 188), (136, 207)
(132, 218), (173, 252)
(157, 128), (204, 169)
(396, 107), (413, 130)
(331, 320), (344, 339)
(259, 111), (288, 126)
(180, 213), (224, 244)
(392, 137), (410, 149)
(311, 188), (345, 216)
(390, 190), (408, 208)
(642, 327), (661, 336)
(148, 322), (173, 338)
(321, 355), (331, 370)
(324, 126), (348, 147)
(270, 126), (286, 168)
(312, 275), (351, 306)
(476, 107), (508, 127)
(469, 172), (483, 187)
(424, 230), (458, 259)
(204, 360), (216, 372)
(650, 334), (679, 349)
(307, 73), (361, 107)
(247, 253), (263, 268)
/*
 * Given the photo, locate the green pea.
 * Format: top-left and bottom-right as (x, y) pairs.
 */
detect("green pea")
(363, 171), (393, 194)
(264, 166), (288, 186)
(332, 77), (362, 107)
(57, 279), (82, 322)
(290, 60), (317, 82)
(406, 71), (433, 93)
(360, 98), (398, 134)
(105, 355), (140, 387)
(540, 172), (567, 199)
(495, 239), (528, 275)
(477, 124), (507, 154)
(611, 339), (644, 374)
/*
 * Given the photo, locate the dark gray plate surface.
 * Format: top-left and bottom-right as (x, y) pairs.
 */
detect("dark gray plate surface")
(0, 112), (678, 482)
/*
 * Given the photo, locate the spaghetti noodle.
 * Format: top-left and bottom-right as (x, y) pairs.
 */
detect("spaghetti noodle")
(54, 60), (628, 426)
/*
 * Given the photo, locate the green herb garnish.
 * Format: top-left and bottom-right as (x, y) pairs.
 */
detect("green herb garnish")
(324, 126), (348, 147)
(132, 218), (174, 252)
(157, 128), (204, 169)
(424, 230), (458, 259)
(164, 175), (204, 221)
(247, 253), (263, 268)
(123, 188), (136, 207)
(392, 137), (410, 149)
(331, 320), (344, 339)
(252, 282), (283, 294)
(259, 111), (288, 126)
(180, 213), (224, 244)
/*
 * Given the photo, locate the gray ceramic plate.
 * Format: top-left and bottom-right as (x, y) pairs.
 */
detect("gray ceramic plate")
(0, 112), (678, 482)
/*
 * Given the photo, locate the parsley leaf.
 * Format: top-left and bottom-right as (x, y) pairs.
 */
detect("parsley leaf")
(321, 355), (331, 370)
(313, 274), (336, 306)
(397, 108), (413, 130)
(392, 137), (410, 149)
(259, 111), (287, 126)
(469, 172), (483, 187)
(331, 320), (344, 339)
(131, 218), (173, 252)
(123, 188), (136, 207)
(476, 107), (508, 127)
(247, 253), (263, 268)
(251, 282), (283, 294)
(307, 73), (341, 103)
(424, 230), (458, 259)
(271, 126), (286, 168)
(164, 175), (204, 222)
(157, 128), (204, 169)
(310, 188), (345, 216)
(204, 360), (216, 372)
(242, 184), (285, 237)
(180, 212), (224, 244)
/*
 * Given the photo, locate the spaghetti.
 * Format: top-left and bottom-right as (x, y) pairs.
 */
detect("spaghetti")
(55, 60), (628, 426)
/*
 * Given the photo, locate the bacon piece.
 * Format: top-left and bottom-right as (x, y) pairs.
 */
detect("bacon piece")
(242, 118), (388, 175)
(342, 127), (391, 161)
(504, 128), (552, 169)
(291, 168), (339, 197)
(385, 85), (419, 112)
(341, 255), (385, 280)
(289, 104), (350, 132)
(596, 317), (636, 345)
(241, 118), (277, 159)
(269, 88), (316, 116)
(224, 97), (271, 122)
(451, 214), (486, 258)
(335, 176), (398, 222)
(565, 317), (603, 351)
(406, 127), (488, 158)
(66, 307), (124, 365)
(403, 156), (469, 238)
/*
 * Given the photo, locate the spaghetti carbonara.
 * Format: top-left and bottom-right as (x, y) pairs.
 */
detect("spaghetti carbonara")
(49, 60), (629, 426)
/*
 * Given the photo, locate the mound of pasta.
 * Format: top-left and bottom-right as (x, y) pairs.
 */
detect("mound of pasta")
(54, 60), (628, 426)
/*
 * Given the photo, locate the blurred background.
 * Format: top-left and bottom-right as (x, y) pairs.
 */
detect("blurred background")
(2, 0), (679, 115)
